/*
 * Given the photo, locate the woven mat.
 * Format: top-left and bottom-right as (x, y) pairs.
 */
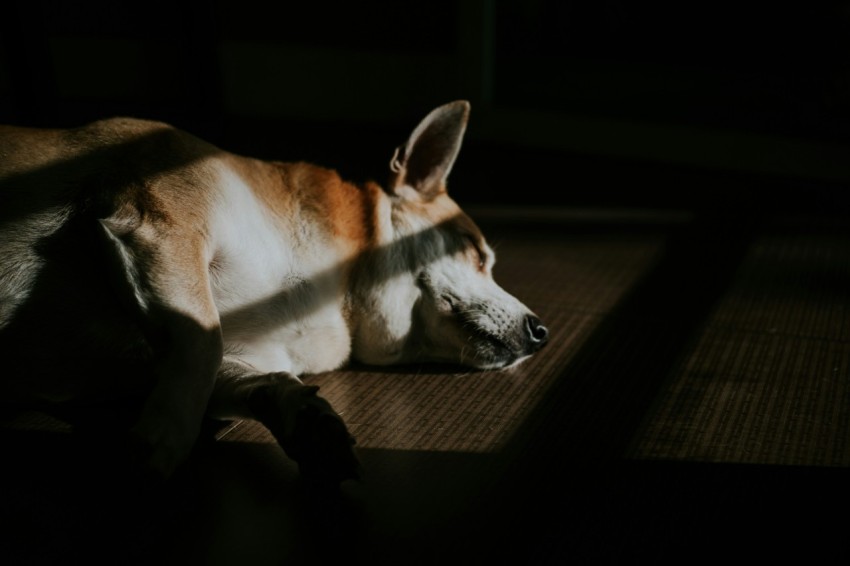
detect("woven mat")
(630, 220), (850, 466)
(217, 229), (667, 455)
(5, 215), (847, 469)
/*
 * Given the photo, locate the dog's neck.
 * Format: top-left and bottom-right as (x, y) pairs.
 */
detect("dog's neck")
(345, 187), (463, 367)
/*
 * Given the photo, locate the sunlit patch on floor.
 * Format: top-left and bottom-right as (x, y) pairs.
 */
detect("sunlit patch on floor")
(216, 233), (666, 453)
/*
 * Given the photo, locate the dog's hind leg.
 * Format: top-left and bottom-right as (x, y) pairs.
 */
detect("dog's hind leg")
(207, 358), (360, 484)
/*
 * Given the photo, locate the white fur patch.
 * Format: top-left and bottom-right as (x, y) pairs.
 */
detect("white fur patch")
(209, 164), (353, 375)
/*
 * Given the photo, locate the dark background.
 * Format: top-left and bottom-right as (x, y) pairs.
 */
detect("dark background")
(3, 0), (850, 213)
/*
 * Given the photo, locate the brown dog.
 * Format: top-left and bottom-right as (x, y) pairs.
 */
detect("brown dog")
(0, 101), (548, 482)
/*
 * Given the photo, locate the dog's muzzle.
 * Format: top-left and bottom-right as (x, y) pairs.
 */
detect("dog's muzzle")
(455, 308), (549, 368)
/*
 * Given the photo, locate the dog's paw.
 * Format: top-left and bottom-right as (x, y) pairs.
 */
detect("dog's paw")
(279, 386), (362, 486)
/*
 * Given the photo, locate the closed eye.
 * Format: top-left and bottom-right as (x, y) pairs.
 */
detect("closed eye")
(463, 235), (487, 270)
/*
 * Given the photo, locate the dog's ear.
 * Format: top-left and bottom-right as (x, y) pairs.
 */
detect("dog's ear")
(388, 100), (470, 201)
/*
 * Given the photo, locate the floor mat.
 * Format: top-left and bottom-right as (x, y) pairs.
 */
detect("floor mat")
(630, 218), (850, 465)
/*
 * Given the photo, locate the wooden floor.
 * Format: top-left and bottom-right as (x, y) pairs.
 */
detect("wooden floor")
(2, 205), (849, 565)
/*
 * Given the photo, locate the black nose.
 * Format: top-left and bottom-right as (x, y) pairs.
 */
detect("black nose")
(525, 315), (549, 350)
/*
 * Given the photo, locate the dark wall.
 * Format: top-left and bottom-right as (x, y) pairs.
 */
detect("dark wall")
(2, 0), (849, 210)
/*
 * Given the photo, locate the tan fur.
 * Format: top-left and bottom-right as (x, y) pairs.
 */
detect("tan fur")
(0, 101), (547, 482)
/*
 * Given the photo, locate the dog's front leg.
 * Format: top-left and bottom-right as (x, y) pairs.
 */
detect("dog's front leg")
(207, 358), (360, 484)
(100, 218), (223, 480)
(127, 306), (223, 479)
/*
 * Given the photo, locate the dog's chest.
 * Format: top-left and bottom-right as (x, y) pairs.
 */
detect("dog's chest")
(209, 167), (354, 375)
(213, 258), (353, 375)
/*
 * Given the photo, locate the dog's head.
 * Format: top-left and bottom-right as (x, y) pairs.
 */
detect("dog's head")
(352, 101), (548, 370)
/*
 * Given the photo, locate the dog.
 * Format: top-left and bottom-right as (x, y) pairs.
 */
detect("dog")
(0, 101), (548, 483)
